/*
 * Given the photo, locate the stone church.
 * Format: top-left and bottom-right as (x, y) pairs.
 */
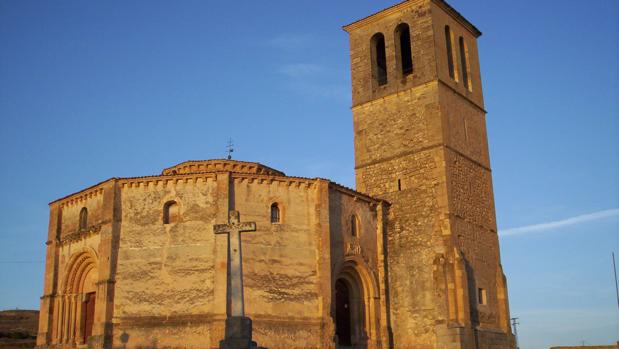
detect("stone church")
(36, 0), (516, 348)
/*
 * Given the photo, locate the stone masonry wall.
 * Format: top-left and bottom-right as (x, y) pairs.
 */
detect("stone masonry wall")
(112, 173), (330, 349)
(328, 188), (384, 348)
(350, 6), (451, 342)
(349, 0), (436, 107)
(357, 147), (449, 349)
(113, 176), (219, 348)
(231, 176), (324, 349)
(349, 0), (514, 347)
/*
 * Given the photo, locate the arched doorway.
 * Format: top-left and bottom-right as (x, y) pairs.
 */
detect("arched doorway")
(335, 279), (352, 346)
(80, 267), (97, 343)
(334, 263), (373, 349)
(54, 250), (98, 345)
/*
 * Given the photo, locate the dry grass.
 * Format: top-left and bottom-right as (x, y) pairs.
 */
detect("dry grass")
(0, 310), (38, 349)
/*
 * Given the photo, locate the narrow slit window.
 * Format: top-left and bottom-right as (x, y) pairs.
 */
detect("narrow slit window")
(463, 118), (469, 142)
(397, 179), (402, 191)
(270, 203), (280, 224)
(350, 215), (359, 237)
(79, 207), (88, 230)
(445, 26), (457, 81)
(163, 201), (180, 224)
(395, 23), (413, 76)
(478, 288), (487, 305)
(459, 37), (472, 91)
(371, 33), (388, 86)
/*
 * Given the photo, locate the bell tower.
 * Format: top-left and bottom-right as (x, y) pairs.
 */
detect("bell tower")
(344, 0), (515, 348)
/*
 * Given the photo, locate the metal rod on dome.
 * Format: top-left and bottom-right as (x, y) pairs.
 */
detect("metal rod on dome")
(227, 138), (234, 160)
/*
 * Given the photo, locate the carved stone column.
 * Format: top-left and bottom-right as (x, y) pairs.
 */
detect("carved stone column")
(57, 295), (64, 344)
(75, 294), (85, 344)
(69, 294), (78, 343)
(61, 295), (69, 343)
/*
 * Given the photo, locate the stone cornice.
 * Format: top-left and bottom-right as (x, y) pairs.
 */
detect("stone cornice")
(58, 220), (108, 245)
(119, 173), (217, 189)
(355, 142), (491, 172)
(328, 182), (388, 206)
(431, 0), (482, 37)
(343, 0), (415, 32)
(54, 182), (109, 208)
(231, 172), (317, 188)
(343, 0), (481, 38)
(50, 164), (383, 209)
(351, 80), (486, 114)
(351, 80), (438, 111)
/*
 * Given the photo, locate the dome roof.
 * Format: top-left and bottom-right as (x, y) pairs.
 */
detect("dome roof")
(161, 159), (285, 177)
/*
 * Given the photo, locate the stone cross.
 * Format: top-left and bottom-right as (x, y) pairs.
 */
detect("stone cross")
(213, 210), (256, 317)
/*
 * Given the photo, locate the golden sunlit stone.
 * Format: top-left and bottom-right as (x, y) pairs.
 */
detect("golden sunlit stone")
(36, 1), (515, 348)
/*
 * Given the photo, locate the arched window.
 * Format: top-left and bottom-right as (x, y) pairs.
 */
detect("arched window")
(444, 26), (457, 81)
(350, 214), (359, 237)
(371, 33), (388, 86)
(79, 207), (88, 230)
(270, 203), (280, 224)
(395, 23), (413, 76)
(163, 201), (180, 224)
(459, 36), (472, 91)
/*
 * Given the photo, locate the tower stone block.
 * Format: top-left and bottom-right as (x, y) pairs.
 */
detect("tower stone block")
(344, 0), (515, 347)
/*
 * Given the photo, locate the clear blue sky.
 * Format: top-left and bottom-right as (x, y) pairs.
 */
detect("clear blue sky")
(0, 1), (617, 348)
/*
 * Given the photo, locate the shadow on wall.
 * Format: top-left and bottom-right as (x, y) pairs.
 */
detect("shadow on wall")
(112, 331), (188, 349)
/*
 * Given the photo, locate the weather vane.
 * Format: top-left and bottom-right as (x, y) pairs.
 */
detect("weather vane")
(226, 138), (234, 160)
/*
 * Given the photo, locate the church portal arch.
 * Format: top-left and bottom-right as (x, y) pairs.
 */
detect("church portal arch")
(54, 248), (99, 345)
(334, 258), (380, 349)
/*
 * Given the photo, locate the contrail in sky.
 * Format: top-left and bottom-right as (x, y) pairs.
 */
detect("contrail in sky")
(501, 208), (619, 237)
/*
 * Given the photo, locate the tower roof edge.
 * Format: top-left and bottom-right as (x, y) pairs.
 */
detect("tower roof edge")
(342, 0), (481, 38)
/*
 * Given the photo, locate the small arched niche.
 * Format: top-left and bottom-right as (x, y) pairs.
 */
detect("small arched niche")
(270, 203), (281, 224)
(79, 207), (88, 230)
(350, 214), (360, 237)
(163, 200), (180, 224)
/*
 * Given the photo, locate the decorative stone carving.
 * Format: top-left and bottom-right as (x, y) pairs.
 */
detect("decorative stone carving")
(59, 222), (106, 245)
(345, 238), (362, 256)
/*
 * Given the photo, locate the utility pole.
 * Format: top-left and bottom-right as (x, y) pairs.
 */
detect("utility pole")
(613, 252), (619, 311)
(511, 317), (520, 349)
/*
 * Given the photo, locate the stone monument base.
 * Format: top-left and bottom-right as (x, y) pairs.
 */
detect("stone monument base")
(219, 316), (266, 349)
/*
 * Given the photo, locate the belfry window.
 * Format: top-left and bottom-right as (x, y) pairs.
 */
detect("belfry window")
(459, 36), (472, 91)
(371, 33), (388, 86)
(395, 23), (413, 76)
(445, 26), (457, 81)
(270, 203), (280, 224)
(350, 215), (359, 237)
(79, 207), (88, 230)
(163, 201), (180, 224)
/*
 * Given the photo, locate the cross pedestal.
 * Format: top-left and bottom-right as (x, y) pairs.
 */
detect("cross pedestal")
(213, 210), (265, 349)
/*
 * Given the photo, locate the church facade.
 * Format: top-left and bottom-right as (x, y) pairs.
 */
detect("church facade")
(36, 1), (516, 349)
